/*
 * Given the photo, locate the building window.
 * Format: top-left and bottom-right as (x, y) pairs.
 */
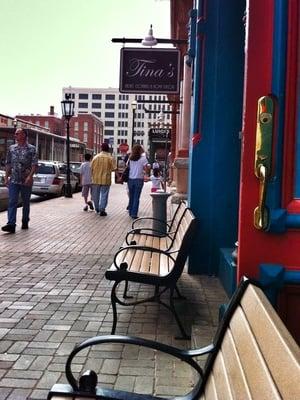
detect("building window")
(92, 94), (101, 100)
(105, 94), (115, 100)
(74, 122), (79, 131)
(92, 103), (101, 109)
(79, 93), (88, 99)
(105, 121), (114, 127)
(44, 121), (49, 128)
(105, 103), (115, 109)
(78, 102), (88, 108)
(105, 112), (115, 118)
(92, 112), (101, 117)
(83, 133), (88, 142)
(104, 130), (114, 135)
(84, 122), (88, 131)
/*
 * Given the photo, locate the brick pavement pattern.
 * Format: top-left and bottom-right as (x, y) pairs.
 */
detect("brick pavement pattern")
(0, 182), (227, 399)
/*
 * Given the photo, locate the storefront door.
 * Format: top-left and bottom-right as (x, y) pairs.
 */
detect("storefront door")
(238, 0), (300, 342)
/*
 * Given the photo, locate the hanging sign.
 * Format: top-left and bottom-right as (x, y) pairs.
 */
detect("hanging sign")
(149, 128), (171, 141)
(119, 48), (180, 94)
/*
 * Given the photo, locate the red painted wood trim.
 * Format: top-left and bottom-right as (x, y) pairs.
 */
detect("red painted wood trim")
(237, 0), (275, 279)
(282, 0), (299, 208)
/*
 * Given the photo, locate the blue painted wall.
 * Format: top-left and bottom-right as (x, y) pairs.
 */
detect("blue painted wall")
(188, 0), (245, 274)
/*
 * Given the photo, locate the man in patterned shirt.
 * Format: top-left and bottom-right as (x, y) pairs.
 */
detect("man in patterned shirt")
(1, 128), (38, 233)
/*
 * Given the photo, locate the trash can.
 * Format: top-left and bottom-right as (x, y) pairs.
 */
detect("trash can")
(150, 191), (171, 235)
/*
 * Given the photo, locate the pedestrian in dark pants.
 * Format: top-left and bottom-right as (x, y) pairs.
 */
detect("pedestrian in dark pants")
(127, 144), (150, 219)
(1, 128), (38, 234)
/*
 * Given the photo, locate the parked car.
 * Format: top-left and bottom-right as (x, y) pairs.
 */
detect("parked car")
(32, 161), (79, 197)
(55, 162), (80, 192)
(70, 161), (82, 185)
(0, 170), (9, 211)
(0, 170), (22, 211)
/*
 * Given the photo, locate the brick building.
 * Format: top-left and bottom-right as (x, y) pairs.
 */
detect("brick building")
(68, 113), (103, 154)
(18, 106), (103, 154)
(18, 106), (62, 136)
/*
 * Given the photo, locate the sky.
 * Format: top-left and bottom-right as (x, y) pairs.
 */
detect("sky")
(0, 0), (171, 118)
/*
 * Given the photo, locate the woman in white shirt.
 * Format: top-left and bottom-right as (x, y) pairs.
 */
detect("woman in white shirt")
(127, 144), (149, 219)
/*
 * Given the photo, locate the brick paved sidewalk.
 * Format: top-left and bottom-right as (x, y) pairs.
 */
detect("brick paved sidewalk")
(0, 182), (227, 399)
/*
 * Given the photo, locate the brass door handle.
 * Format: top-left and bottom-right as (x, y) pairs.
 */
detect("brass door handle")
(254, 164), (269, 229)
(253, 96), (274, 230)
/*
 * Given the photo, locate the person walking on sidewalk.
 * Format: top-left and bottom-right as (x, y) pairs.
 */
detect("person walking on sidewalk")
(91, 142), (116, 216)
(127, 144), (150, 219)
(80, 153), (94, 212)
(1, 128), (38, 233)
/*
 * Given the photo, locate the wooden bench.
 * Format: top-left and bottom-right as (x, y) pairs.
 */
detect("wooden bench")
(47, 277), (300, 400)
(105, 206), (197, 339)
(125, 200), (187, 250)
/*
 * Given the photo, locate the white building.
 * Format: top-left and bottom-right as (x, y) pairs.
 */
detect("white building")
(62, 87), (171, 156)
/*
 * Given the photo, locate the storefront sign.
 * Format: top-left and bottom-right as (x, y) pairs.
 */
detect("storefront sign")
(119, 48), (180, 94)
(149, 128), (171, 141)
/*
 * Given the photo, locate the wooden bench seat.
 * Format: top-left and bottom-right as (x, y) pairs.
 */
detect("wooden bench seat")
(48, 278), (300, 400)
(105, 207), (197, 339)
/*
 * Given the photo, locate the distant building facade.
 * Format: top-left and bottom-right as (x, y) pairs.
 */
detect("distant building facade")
(0, 113), (86, 163)
(18, 106), (103, 155)
(68, 113), (103, 154)
(62, 87), (171, 156)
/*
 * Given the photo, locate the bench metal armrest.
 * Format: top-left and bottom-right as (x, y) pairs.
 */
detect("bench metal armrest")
(132, 217), (171, 230)
(125, 229), (173, 245)
(113, 245), (176, 270)
(48, 335), (214, 400)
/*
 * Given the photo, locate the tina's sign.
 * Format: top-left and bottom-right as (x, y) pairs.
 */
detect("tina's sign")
(119, 48), (180, 94)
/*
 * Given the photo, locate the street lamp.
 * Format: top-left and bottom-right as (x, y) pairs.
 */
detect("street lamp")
(131, 100), (137, 150)
(13, 118), (17, 131)
(61, 94), (74, 198)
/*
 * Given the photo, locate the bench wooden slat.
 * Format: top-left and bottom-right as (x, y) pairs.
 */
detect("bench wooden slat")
(120, 248), (136, 269)
(219, 329), (252, 399)
(230, 306), (282, 399)
(204, 374), (219, 400)
(150, 251), (160, 275)
(159, 236), (169, 250)
(171, 213), (190, 252)
(158, 253), (173, 276)
(115, 247), (130, 266)
(211, 351), (234, 400)
(152, 236), (160, 249)
(241, 284), (300, 399)
(139, 249), (152, 273)
(129, 236), (148, 272)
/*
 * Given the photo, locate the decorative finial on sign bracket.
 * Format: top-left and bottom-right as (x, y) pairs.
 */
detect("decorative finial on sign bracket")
(142, 25), (158, 47)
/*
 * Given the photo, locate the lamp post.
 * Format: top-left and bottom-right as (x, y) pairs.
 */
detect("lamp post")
(157, 111), (169, 193)
(131, 100), (137, 150)
(61, 94), (75, 198)
(150, 111), (171, 234)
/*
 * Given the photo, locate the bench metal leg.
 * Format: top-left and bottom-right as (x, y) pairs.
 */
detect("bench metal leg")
(123, 280), (133, 299)
(175, 285), (186, 300)
(169, 288), (190, 340)
(111, 282), (119, 335)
